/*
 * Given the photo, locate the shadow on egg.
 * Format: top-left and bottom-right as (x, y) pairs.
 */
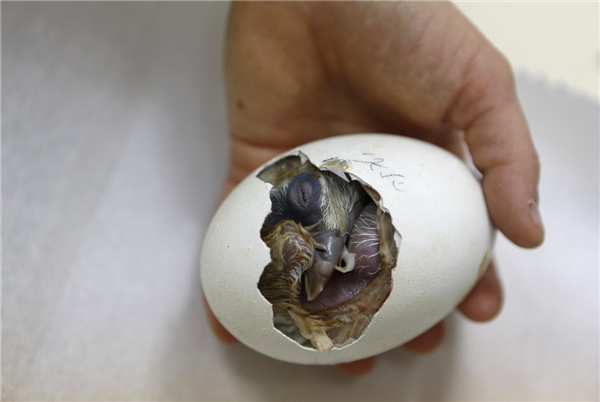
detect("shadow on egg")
(256, 152), (399, 352)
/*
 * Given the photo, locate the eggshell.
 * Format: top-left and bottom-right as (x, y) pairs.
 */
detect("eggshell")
(200, 134), (495, 365)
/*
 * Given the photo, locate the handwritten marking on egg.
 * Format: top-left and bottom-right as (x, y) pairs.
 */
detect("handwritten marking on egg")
(201, 134), (495, 365)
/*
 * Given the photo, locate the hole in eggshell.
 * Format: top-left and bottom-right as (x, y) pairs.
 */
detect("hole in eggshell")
(256, 153), (399, 353)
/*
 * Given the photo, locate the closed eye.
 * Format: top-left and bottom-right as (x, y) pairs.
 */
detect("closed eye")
(286, 173), (321, 215)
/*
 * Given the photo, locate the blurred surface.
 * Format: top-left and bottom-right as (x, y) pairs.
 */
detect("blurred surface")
(455, 2), (599, 101)
(3, 2), (599, 401)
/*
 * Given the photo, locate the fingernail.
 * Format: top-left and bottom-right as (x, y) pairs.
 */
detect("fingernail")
(528, 200), (544, 232)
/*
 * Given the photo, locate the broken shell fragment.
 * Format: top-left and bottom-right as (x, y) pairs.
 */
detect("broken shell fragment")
(201, 134), (495, 365)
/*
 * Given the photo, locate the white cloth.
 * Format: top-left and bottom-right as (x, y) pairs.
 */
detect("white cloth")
(3, 2), (598, 400)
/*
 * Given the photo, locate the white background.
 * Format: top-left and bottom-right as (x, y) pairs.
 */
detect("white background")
(456, 2), (599, 101)
(3, 2), (599, 400)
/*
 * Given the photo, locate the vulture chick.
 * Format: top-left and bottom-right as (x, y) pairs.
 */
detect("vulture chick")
(257, 157), (397, 352)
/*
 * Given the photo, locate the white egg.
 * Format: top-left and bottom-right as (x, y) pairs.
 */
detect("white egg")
(200, 134), (495, 365)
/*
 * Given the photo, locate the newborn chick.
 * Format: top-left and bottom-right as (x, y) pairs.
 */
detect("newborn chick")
(262, 171), (368, 300)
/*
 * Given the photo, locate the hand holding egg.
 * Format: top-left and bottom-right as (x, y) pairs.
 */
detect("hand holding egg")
(202, 134), (496, 363)
(202, 2), (544, 373)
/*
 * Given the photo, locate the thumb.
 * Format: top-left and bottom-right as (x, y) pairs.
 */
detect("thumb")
(448, 45), (544, 248)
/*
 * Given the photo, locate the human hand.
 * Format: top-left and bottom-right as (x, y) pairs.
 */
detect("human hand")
(203, 1), (544, 376)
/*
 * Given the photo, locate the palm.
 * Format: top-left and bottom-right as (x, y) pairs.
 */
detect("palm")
(225, 2), (502, 186)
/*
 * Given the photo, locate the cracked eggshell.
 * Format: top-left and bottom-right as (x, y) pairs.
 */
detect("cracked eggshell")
(200, 134), (495, 365)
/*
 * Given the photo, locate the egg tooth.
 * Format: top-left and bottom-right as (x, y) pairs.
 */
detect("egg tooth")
(335, 245), (356, 273)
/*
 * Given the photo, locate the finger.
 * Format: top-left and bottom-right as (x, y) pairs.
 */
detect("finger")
(202, 294), (239, 344)
(447, 42), (544, 249)
(458, 261), (503, 322)
(403, 320), (445, 354)
(337, 356), (377, 376)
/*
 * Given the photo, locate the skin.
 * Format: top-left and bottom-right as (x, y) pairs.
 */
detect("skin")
(203, 1), (545, 375)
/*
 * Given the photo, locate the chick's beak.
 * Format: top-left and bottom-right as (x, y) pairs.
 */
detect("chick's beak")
(304, 231), (345, 301)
